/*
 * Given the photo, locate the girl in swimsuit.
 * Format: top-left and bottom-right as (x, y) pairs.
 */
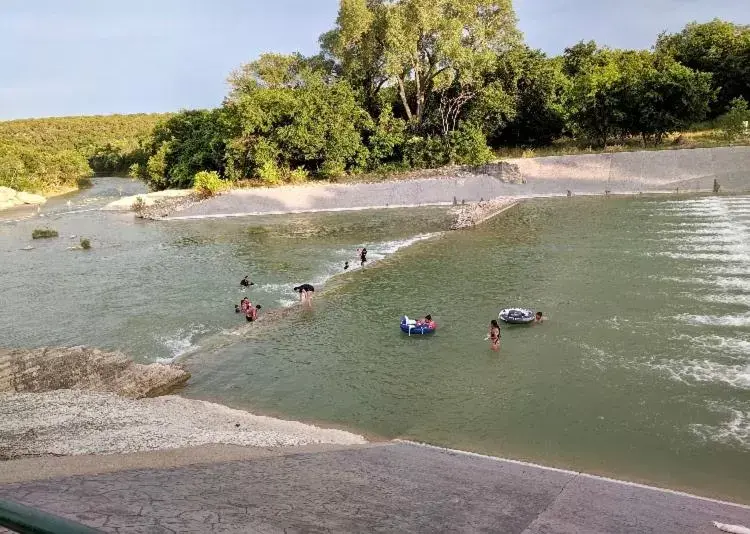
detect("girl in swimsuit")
(489, 320), (501, 351)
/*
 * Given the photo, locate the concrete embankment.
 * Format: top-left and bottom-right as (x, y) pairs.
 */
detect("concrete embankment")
(167, 146), (750, 219)
(1, 442), (747, 532)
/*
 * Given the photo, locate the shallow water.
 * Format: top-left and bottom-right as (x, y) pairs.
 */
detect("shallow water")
(2, 179), (749, 502)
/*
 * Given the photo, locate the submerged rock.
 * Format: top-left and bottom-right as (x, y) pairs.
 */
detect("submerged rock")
(0, 346), (190, 399)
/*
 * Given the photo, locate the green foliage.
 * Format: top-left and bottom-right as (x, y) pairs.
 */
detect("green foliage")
(32, 228), (58, 239)
(0, 114), (166, 193)
(80, 238), (91, 250)
(145, 109), (227, 190)
(193, 170), (226, 198)
(718, 98), (750, 141)
(403, 136), (449, 169)
(656, 20), (750, 116)
(447, 123), (494, 165)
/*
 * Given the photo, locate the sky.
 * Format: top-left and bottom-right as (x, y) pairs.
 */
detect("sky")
(1, 0), (749, 120)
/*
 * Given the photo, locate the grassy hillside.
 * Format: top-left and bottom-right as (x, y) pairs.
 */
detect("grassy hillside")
(0, 113), (169, 194)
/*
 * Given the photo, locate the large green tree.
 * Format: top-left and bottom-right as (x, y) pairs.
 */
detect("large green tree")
(656, 20), (750, 116)
(326, 0), (520, 128)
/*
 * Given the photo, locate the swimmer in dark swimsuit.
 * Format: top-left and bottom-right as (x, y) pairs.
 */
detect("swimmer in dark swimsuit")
(344, 261), (349, 271)
(240, 276), (254, 287)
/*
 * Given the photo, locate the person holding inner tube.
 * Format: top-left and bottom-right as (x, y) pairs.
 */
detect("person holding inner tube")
(416, 314), (436, 329)
(294, 284), (315, 305)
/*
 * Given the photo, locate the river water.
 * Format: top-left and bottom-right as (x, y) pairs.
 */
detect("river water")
(1, 178), (748, 502)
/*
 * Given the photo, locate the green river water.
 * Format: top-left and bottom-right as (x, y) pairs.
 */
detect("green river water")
(1, 178), (748, 502)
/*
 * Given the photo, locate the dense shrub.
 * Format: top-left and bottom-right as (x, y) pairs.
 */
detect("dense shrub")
(80, 238), (91, 250)
(193, 171), (226, 198)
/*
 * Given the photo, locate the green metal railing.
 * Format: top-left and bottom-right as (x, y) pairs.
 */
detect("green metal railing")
(0, 499), (101, 533)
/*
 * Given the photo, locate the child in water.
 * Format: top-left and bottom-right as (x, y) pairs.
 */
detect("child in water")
(534, 311), (543, 324)
(489, 320), (501, 351)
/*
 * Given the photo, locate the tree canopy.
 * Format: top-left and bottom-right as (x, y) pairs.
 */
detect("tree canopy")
(5, 8), (749, 194)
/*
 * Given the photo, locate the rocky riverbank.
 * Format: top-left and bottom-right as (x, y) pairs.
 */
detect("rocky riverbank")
(0, 391), (366, 459)
(0, 347), (366, 459)
(0, 186), (46, 211)
(449, 198), (518, 229)
(0, 346), (189, 398)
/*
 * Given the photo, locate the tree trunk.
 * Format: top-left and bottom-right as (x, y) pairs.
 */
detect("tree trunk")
(397, 77), (413, 122)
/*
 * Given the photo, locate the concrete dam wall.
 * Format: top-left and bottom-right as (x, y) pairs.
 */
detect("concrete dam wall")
(170, 146), (750, 219)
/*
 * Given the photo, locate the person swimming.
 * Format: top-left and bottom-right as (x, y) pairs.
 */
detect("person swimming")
(344, 261), (349, 271)
(489, 319), (501, 351)
(534, 311), (543, 324)
(246, 304), (262, 322)
(240, 276), (254, 287)
(235, 304), (241, 313)
(240, 297), (251, 313)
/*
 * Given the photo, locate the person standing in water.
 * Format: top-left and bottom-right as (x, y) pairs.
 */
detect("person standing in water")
(294, 284), (315, 305)
(489, 320), (501, 351)
(360, 247), (368, 268)
(246, 304), (262, 322)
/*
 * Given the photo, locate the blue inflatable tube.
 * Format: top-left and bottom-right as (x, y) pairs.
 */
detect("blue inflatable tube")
(400, 316), (436, 335)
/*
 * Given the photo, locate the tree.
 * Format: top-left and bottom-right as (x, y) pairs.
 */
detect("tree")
(565, 47), (624, 147)
(613, 54), (714, 144)
(656, 20), (750, 116)
(320, 0), (389, 117)
(329, 0), (520, 128)
(482, 47), (568, 146)
(225, 71), (372, 180)
(146, 109), (228, 190)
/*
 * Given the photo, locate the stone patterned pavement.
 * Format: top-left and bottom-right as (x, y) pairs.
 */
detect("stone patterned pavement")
(0, 442), (748, 533)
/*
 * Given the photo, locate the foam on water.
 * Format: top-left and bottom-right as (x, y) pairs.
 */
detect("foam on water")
(649, 358), (750, 389)
(677, 312), (750, 327)
(669, 334), (750, 359)
(693, 293), (750, 307)
(156, 324), (210, 362)
(690, 404), (750, 450)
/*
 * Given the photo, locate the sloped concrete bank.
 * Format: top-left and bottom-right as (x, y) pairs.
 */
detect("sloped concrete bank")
(167, 146), (750, 220)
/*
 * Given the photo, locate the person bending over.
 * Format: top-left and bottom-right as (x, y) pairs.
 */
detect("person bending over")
(293, 284), (315, 304)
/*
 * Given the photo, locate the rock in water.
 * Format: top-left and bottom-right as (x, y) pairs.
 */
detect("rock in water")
(0, 346), (190, 399)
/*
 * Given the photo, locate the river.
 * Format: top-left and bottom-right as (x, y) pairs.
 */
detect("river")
(1, 177), (748, 502)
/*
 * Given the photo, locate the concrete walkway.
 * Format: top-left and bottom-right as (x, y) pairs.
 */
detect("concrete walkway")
(1, 442), (748, 533)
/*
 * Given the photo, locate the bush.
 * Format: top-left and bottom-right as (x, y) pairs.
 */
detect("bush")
(32, 228), (58, 239)
(80, 238), (91, 250)
(448, 124), (494, 166)
(718, 98), (750, 141)
(319, 160), (346, 179)
(193, 170), (226, 198)
(128, 162), (143, 179)
(403, 136), (449, 169)
(258, 161), (281, 184)
(131, 196), (146, 214)
(287, 167), (309, 183)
